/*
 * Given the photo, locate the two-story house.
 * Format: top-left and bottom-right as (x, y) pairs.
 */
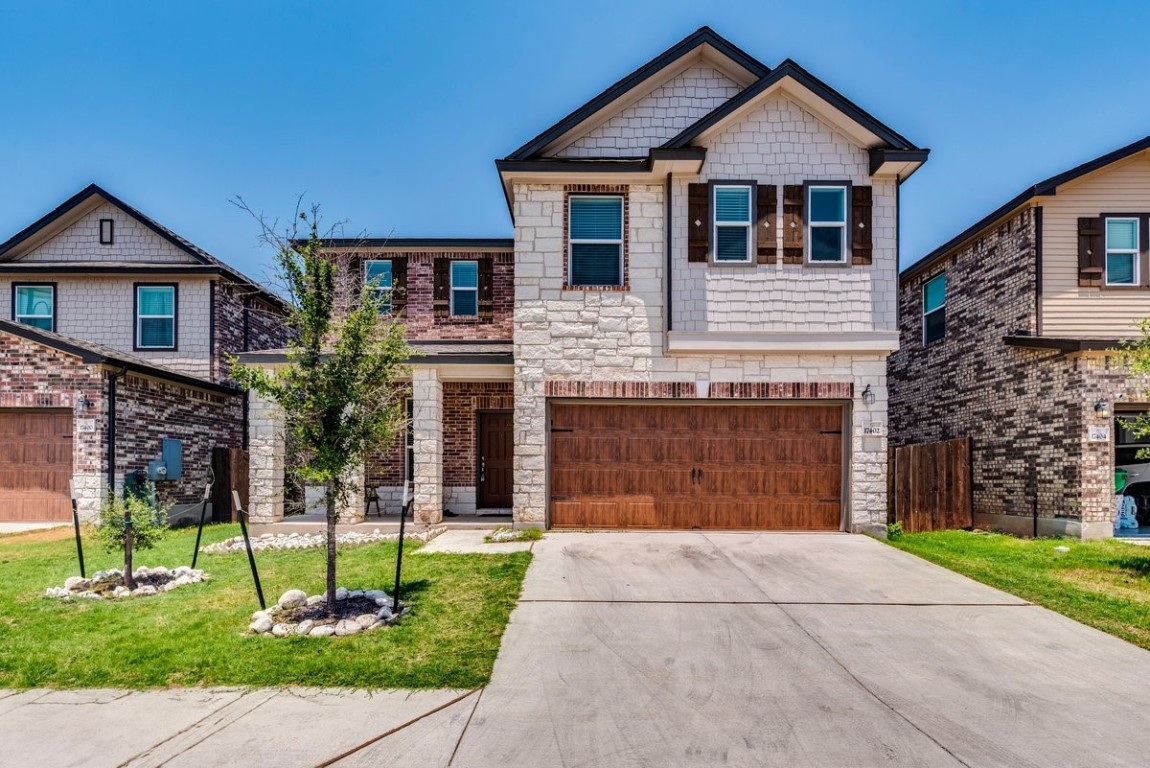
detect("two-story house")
(0, 184), (291, 523)
(890, 135), (1150, 539)
(244, 27), (928, 533)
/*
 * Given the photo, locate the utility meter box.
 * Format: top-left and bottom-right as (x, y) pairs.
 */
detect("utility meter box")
(162, 439), (183, 481)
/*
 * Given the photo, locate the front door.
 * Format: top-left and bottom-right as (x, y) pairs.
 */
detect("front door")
(478, 410), (514, 508)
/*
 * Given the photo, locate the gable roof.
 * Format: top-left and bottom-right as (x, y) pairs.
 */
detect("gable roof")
(0, 319), (238, 394)
(661, 58), (921, 152)
(902, 132), (1150, 281)
(0, 184), (289, 312)
(505, 27), (769, 161)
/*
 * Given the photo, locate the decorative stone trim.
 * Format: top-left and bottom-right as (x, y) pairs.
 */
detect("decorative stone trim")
(563, 184), (630, 292)
(544, 381), (853, 399)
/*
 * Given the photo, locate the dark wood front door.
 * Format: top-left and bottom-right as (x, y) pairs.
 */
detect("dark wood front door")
(549, 403), (843, 530)
(0, 409), (74, 522)
(478, 410), (513, 508)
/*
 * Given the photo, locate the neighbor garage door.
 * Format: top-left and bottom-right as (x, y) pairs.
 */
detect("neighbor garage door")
(549, 403), (843, 530)
(0, 409), (74, 522)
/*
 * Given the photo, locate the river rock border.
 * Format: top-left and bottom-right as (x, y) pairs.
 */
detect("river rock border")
(202, 526), (447, 555)
(45, 566), (207, 600)
(250, 587), (408, 638)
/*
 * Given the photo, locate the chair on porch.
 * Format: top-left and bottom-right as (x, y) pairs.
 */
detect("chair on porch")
(364, 486), (382, 518)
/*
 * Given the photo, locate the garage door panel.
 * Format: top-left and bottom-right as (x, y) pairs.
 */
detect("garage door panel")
(550, 403), (843, 531)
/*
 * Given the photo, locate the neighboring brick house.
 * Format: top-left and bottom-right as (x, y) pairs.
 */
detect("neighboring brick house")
(244, 27), (929, 532)
(890, 135), (1150, 539)
(0, 184), (291, 522)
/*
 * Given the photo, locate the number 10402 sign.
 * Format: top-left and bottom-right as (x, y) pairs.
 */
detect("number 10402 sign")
(1088, 425), (1110, 443)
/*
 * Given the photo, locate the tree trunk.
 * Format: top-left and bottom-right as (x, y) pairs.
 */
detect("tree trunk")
(325, 483), (337, 613)
(123, 503), (136, 590)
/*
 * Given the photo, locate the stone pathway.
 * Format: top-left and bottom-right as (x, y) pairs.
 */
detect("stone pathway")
(411, 529), (536, 555)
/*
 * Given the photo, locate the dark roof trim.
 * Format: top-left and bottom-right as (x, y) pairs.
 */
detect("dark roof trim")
(496, 147), (707, 175)
(662, 59), (919, 151)
(0, 264), (223, 275)
(903, 133), (1150, 281)
(869, 148), (932, 176)
(0, 320), (239, 395)
(1003, 335), (1122, 352)
(309, 238), (513, 250)
(0, 184), (289, 313)
(505, 27), (769, 161)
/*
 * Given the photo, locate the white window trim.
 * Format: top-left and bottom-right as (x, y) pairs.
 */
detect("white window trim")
(922, 273), (946, 345)
(1105, 217), (1140, 286)
(14, 284), (54, 330)
(450, 260), (479, 317)
(807, 185), (849, 264)
(364, 259), (393, 313)
(136, 285), (176, 349)
(567, 194), (624, 287)
(712, 184), (753, 263)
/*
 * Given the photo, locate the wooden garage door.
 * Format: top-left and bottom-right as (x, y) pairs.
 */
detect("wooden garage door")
(0, 410), (74, 522)
(550, 403), (843, 530)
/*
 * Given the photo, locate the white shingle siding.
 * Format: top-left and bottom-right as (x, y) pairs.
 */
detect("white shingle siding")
(22, 203), (196, 264)
(554, 66), (743, 158)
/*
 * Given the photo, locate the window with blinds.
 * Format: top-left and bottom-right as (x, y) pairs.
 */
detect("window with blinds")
(568, 195), (623, 287)
(14, 285), (54, 331)
(1105, 218), (1139, 286)
(136, 284), (176, 349)
(451, 260), (479, 316)
(713, 185), (752, 262)
(922, 272), (946, 345)
(809, 185), (848, 263)
(365, 259), (393, 313)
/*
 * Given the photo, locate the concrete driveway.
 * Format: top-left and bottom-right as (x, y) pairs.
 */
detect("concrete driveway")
(450, 531), (1150, 767)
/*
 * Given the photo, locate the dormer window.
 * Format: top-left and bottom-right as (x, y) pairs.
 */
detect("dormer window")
(712, 185), (753, 262)
(99, 218), (114, 245)
(14, 284), (55, 332)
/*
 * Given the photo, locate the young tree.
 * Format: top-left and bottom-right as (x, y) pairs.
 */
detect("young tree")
(96, 480), (169, 590)
(232, 205), (409, 609)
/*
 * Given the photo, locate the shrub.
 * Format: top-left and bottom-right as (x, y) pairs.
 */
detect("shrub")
(886, 521), (904, 541)
(96, 488), (170, 554)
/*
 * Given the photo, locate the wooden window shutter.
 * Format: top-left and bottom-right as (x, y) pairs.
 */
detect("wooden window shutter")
(687, 183), (709, 262)
(783, 184), (804, 264)
(478, 257), (494, 320)
(756, 185), (777, 264)
(433, 258), (450, 318)
(851, 186), (873, 265)
(391, 257), (407, 315)
(1077, 217), (1104, 287)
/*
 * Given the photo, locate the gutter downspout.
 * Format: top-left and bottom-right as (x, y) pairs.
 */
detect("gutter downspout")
(107, 366), (128, 500)
(664, 172), (673, 353)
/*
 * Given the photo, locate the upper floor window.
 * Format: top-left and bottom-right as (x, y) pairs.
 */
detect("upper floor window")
(450, 260), (479, 317)
(713, 185), (753, 262)
(808, 185), (848, 263)
(1106, 218), (1139, 286)
(99, 218), (114, 245)
(14, 284), (54, 331)
(923, 272), (946, 345)
(136, 284), (176, 349)
(364, 259), (393, 314)
(568, 195), (623, 287)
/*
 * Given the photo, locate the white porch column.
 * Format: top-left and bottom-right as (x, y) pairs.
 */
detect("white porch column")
(513, 375), (547, 527)
(412, 367), (443, 525)
(248, 389), (285, 524)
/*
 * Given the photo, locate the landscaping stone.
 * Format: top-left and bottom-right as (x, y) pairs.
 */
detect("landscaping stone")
(46, 566), (208, 601)
(199, 526), (448, 555)
(245, 585), (408, 639)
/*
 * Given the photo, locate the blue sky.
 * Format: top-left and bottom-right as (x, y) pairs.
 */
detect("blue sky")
(3, 1), (1150, 281)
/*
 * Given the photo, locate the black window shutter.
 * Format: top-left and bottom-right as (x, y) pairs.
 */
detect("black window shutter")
(478, 257), (494, 320)
(852, 186), (873, 265)
(756, 184), (777, 264)
(783, 185), (804, 264)
(391, 257), (407, 315)
(1078, 217), (1104, 287)
(433, 258), (450, 318)
(687, 183), (709, 262)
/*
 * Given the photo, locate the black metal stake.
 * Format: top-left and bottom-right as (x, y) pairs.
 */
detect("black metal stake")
(71, 498), (85, 578)
(392, 492), (408, 616)
(191, 482), (212, 569)
(234, 490), (265, 610)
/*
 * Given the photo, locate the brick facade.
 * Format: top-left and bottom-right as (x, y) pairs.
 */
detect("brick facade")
(213, 280), (294, 385)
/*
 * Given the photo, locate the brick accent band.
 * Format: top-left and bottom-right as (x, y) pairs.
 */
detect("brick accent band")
(544, 381), (853, 399)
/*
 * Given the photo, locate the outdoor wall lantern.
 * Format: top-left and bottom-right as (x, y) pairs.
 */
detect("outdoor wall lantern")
(74, 393), (92, 413)
(1094, 401), (1111, 419)
(861, 384), (876, 406)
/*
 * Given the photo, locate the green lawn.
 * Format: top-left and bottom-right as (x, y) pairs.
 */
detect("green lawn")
(890, 530), (1150, 650)
(0, 524), (530, 690)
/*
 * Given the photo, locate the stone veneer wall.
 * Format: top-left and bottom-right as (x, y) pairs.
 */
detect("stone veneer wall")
(512, 179), (890, 530)
(888, 207), (1123, 537)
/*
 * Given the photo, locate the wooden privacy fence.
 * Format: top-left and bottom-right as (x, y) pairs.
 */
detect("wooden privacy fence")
(211, 447), (249, 523)
(890, 437), (972, 533)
